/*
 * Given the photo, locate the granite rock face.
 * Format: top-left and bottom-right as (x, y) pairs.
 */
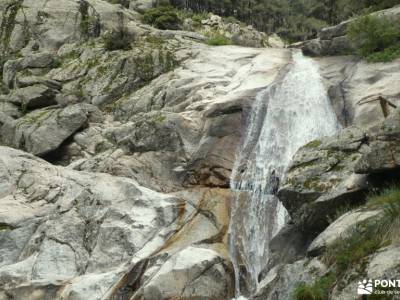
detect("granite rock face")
(0, 1), (291, 299)
(0, 146), (233, 300)
(355, 109), (400, 173)
(2, 1), (400, 299)
(316, 55), (400, 129)
(307, 209), (382, 256)
(254, 258), (327, 300)
(278, 126), (369, 233)
(0, 104), (101, 156)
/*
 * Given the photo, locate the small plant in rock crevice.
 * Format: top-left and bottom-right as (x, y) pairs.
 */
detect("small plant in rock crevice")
(294, 274), (335, 300)
(206, 33), (232, 46)
(368, 186), (400, 244)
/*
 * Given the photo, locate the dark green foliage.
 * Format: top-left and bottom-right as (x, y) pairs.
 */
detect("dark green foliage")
(368, 186), (400, 243)
(143, 5), (181, 30)
(103, 29), (134, 51)
(367, 186), (400, 208)
(294, 274), (335, 300)
(169, 0), (400, 42)
(325, 223), (383, 276)
(348, 15), (400, 61)
(366, 44), (400, 62)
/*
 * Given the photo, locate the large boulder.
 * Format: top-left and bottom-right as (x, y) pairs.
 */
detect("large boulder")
(266, 223), (311, 271)
(129, 245), (234, 300)
(278, 126), (369, 233)
(8, 84), (58, 110)
(307, 209), (382, 256)
(0, 100), (21, 119)
(355, 109), (400, 173)
(367, 246), (400, 279)
(254, 258), (327, 300)
(0, 104), (101, 156)
(279, 108), (400, 235)
(292, 37), (352, 57)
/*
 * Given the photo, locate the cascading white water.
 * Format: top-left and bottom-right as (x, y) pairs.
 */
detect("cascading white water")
(229, 51), (340, 297)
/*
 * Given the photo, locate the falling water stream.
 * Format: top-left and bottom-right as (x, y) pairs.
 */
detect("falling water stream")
(229, 51), (340, 297)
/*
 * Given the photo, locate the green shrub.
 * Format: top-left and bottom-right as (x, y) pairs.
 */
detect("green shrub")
(223, 16), (241, 24)
(294, 274), (335, 300)
(367, 186), (400, 208)
(366, 44), (400, 62)
(175, 9), (207, 25)
(331, 224), (383, 275)
(191, 13), (207, 25)
(370, 186), (400, 244)
(143, 5), (181, 30)
(206, 34), (231, 46)
(322, 186), (400, 283)
(103, 29), (133, 51)
(348, 15), (400, 61)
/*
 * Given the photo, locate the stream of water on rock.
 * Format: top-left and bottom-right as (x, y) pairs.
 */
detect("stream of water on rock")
(229, 51), (340, 298)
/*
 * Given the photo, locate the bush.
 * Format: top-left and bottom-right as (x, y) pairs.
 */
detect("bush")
(206, 34), (231, 46)
(348, 15), (400, 61)
(294, 274), (335, 300)
(223, 16), (241, 24)
(368, 186), (400, 243)
(103, 29), (133, 51)
(143, 5), (181, 30)
(328, 224), (383, 275)
(366, 44), (400, 62)
(191, 13), (207, 25)
(367, 186), (400, 208)
(321, 186), (400, 286)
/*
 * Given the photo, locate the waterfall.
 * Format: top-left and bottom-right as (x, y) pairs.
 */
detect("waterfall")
(229, 51), (340, 297)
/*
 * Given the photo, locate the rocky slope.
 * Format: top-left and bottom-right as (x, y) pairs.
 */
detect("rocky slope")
(1, 1), (400, 300)
(0, 0), (290, 299)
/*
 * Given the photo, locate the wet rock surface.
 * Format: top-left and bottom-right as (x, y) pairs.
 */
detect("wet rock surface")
(279, 109), (400, 234)
(278, 126), (369, 232)
(254, 258), (327, 300)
